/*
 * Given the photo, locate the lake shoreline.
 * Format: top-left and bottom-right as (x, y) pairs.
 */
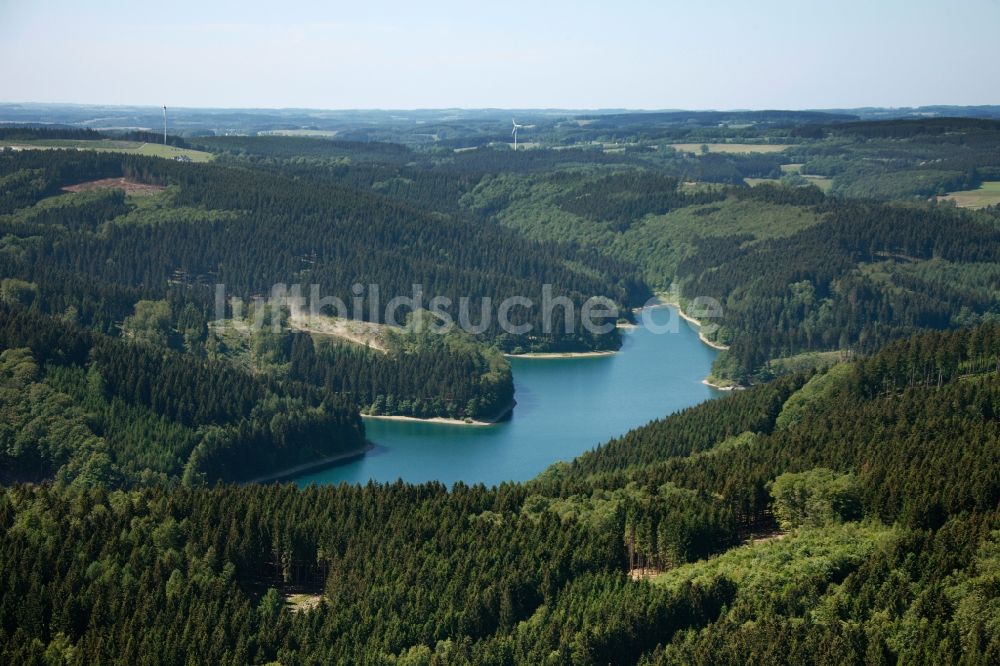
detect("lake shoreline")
(636, 296), (731, 351)
(287, 304), (721, 486)
(506, 350), (617, 359)
(362, 399), (516, 427)
(670, 304), (731, 351)
(672, 308), (745, 389)
(246, 442), (375, 483)
(702, 378), (743, 391)
(647, 296), (743, 389)
(364, 414), (494, 427)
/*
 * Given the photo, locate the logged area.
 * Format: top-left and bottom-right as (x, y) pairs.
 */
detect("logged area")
(62, 176), (167, 195)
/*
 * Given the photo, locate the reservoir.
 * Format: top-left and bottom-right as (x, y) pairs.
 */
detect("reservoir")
(293, 306), (721, 487)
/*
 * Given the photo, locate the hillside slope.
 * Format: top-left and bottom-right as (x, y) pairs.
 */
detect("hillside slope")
(1, 324), (998, 663)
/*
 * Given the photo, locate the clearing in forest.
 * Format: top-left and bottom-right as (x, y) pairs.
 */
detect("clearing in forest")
(669, 143), (792, 154)
(938, 181), (1000, 209)
(62, 177), (166, 195)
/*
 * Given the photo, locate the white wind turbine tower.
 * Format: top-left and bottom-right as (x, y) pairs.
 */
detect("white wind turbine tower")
(512, 118), (524, 151)
(162, 106), (167, 145)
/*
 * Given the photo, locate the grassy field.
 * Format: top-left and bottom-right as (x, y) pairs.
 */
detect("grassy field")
(768, 350), (846, 375)
(746, 175), (834, 192)
(744, 177), (778, 187)
(2, 139), (213, 162)
(465, 171), (825, 291)
(801, 174), (834, 192)
(107, 188), (241, 227)
(861, 258), (1000, 305)
(938, 181), (1000, 209)
(617, 198), (824, 288)
(258, 129), (340, 137)
(651, 522), (904, 594)
(669, 143), (792, 154)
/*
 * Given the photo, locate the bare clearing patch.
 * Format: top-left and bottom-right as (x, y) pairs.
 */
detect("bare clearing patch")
(628, 567), (664, 581)
(288, 311), (388, 351)
(285, 593), (324, 613)
(747, 528), (787, 546)
(63, 178), (166, 196)
(259, 129), (339, 138)
(670, 143), (792, 154)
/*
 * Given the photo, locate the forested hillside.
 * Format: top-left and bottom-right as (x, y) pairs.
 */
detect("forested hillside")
(452, 126), (1000, 384)
(287, 329), (514, 421)
(0, 302), (364, 485)
(0, 142), (647, 420)
(13, 118), (997, 391)
(0, 148), (641, 350)
(788, 117), (1000, 199)
(2, 323), (998, 663)
(680, 193), (1000, 383)
(3, 115), (1000, 664)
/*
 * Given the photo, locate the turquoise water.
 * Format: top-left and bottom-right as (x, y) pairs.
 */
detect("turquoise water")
(293, 306), (720, 487)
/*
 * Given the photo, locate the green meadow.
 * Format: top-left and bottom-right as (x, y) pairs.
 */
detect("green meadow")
(2, 138), (213, 162)
(939, 181), (1000, 208)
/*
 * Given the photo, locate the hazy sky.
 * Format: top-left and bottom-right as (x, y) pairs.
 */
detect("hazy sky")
(2, 0), (998, 110)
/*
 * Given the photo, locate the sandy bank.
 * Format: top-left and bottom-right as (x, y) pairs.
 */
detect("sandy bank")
(506, 350), (617, 359)
(652, 296), (730, 351)
(363, 400), (516, 427)
(364, 414), (495, 427)
(702, 378), (744, 391)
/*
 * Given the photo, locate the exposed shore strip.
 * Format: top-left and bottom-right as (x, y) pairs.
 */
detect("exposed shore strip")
(668, 307), (743, 390)
(364, 414), (495, 427)
(249, 298), (738, 483)
(643, 296), (730, 351)
(246, 442), (374, 483)
(506, 350), (617, 359)
(702, 378), (742, 391)
(363, 399), (517, 427)
(252, 399), (518, 483)
(647, 297), (742, 390)
(671, 304), (731, 351)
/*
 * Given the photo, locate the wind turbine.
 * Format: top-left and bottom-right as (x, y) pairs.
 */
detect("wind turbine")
(512, 118), (524, 151)
(162, 106), (167, 145)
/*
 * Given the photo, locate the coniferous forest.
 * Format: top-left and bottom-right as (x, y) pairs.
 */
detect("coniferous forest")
(1, 108), (1000, 664)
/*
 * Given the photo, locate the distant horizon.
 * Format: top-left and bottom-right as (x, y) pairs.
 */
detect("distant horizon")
(3, 0), (999, 110)
(3, 101), (999, 114)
